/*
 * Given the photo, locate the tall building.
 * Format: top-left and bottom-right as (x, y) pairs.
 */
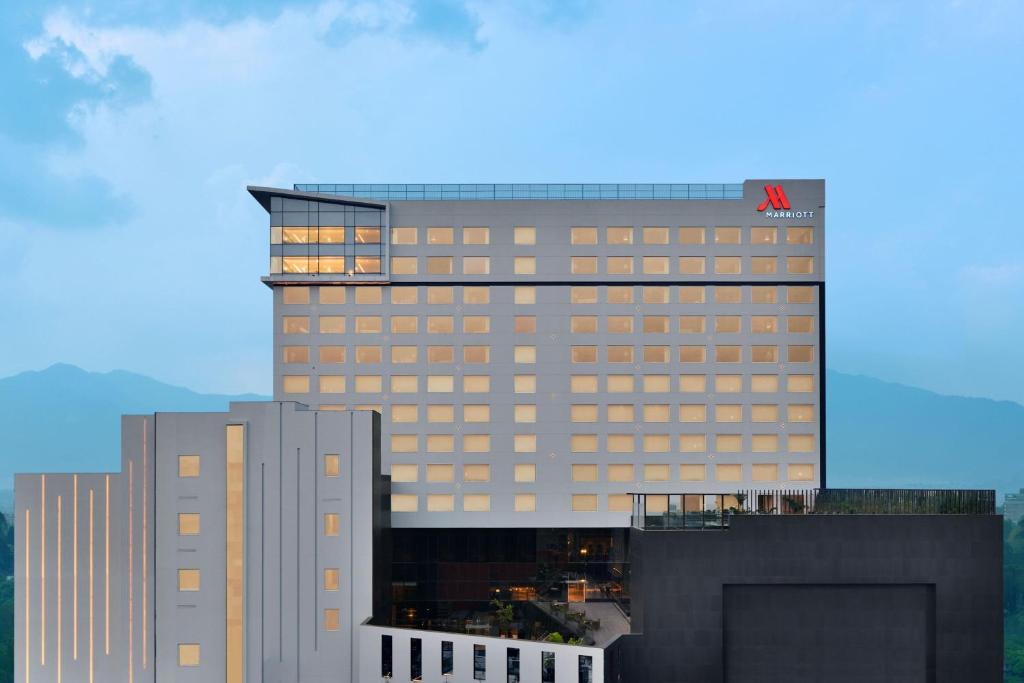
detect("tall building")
(14, 179), (1002, 683)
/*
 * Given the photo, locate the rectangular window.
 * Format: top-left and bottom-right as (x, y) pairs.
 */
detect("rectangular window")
(715, 404), (742, 422)
(355, 346), (382, 364)
(680, 375), (706, 393)
(571, 375), (598, 393)
(178, 513), (200, 536)
(382, 635), (394, 678)
(514, 463), (536, 482)
(679, 286), (705, 304)
(323, 513), (340, 536)
(679, 226), (705, 244)
(643, 346), (670, 363)
(463, 464), (491, 482)
(428, 434), (456, 453)
(643, 226), (670, 244)
(788, 316), (815, 334)
(679, 316), (705, 334)
(464, 375), (491, 393)
(390, 375), (418, 393)
(463, 226), (490, 245)
(789, 434), (816, 452)
(323, 608), (340, 631)
(391, 464), (417, 482)
(463, 345), (490, 363)
(427, 226), (454, 244)
(178, 455), (200, 478)
(514, 226), (536, 245)
(463, 494), (490, 512)
(324, 454), (340, 477)
(788, 463), (815, 481)
(392, 226), (417, 245)
(679, 404), (707, 422)
(715, 375), (742, 393)
(752, 374), (780, 393)
(571, 257), (598, 274)
(391, 434), (418, 453)
(680, 464), (706, 480)
(514, 256), (536, 274)
(282, 375), (310, 394)
(788, 404), (814, 422)
(788, 345), (814, 363)
(442, 640), (455, 675)
(714, 226), (741, 244)
(314, 346), (343, 364)
(570, 286), (598, 304)
(283, 316), (310, 334)
(787, 226), (814, 244)
(752, 404), (779, 422)
(644, 435), (670, 453)
(752, 434), (779, 452)
(607, 256), (634, 274)
(571, 434), (598, 453)
(752, 345), (778, 363)
(425, 405), (453, 423)
(752, 286), (778, 304)
(715, 316), (741, 333)
(353, 375), (381, 393)
(715, 256), (742, 274)
(427, 494), (454, 512)
(715, 345), (742, 363)
(607, 226), (634, 244)
(571, 404), (598, 422)
(643, 404), (670, 422)
(427, 464), (454, 482)
(787, 374), (814, 392)
(354, 316), (382, 334)
(177, 569), (200, 592)
(427, 286), (454, 305)
(571, 495), (598, 512)
(788, 256), (814, 274)
(752, 464), (779, 482)
(354, 256), (381, 273)
(572, 346), (597, 363)
(572, 464), (598, 482)
(607, 316), (634, 334)
(644, 463), (670, 481)
(605, 404), (633, 423)
(514, 286), (536, 304)
(716, 464), (742, 482)
(751, 256), (777, 274)
(514, 315), (536, 333)
(605, 286), (631, 303)
(324, 568), (341, 592)
(463, 286), (489, 304)
(463, 256), (490, 275)
(283, 287), (310, 305)
(608, 434), (635, 453)
(571, 227), (597, 245)
(680, 433), (707, 453)
(643, 315), (670, 333)
(642, 286), (669, 304)
(715, 286), (742, 304)
(318, 286), (345, 304)
(391, 494), (418, 512)
(427, 346), (454, 364)
(427, 256), (453, 275)
(542, 651), (556, 683)
(514, 404), (537, 423)
(607, 375), (635, 393)
(411, 638), (423, 681)
(390, 256), (417, 274)
(355, 286), (382, 304)
(679, 256), (706, 275)
(391, 405), (418, 424)
(513, 493), (536, 512)
(463, 315), (490, 333)
(788, 286), (815, 304)
(178, 644), (200, 667)
(751, 226), (778, 244)
(680, 345), (706, 363)
(427, 316), (454, 334)
(464, 434), (491, 452)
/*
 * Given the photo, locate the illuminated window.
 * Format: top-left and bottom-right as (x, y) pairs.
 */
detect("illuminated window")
(458, 286), (487, 305)
(715, 375), (742, 393)
(463, 464), (490, 482)
(515, 374), (537, 394)
(427, 464), (454, 482)
(464, 346), (490, 364)
(463, 256), (490, 275)
(715, 405), (742, 422)
(514, 316), (536, 334)
(643, 226), (670, 244)
(715, 316), (741, 333)
(317, 346), (344, 364)
(643, 315), (669, 334)
(787, 227), (814, 244)
(679, 316), (705, 334)
(178, 455), (200, 478)
(788, 345), (814, 363)
(391, 464), (418, 482)
(427, 405), (455, 423)
(642, 286), (669, 304)
(751, 227), (777, 244)
(752, 464), (778, 482)
(428, 346), (454, 364)
(714, 227), (741, 244)
(572, 495), (598, 512)
(679, 405), (706, 422)
(644, 464), (670, 481)
(643, 435), (670, 453)
(511, 463), (537, 486)
(514, 405), (537, 423)
(427, 257), (453, 275)
(788, 404), (814, 422)
(355, 226), (381, 244)
(715, 257), (741, 275)
(679, 286), (705, 304)
(608, 434), (635, 453)
(751, 346), (778, 363)
(324, 454), (340, 477)
(788, 464), (815, 481)
(752, 434), (779, 452)
(319, 374), (348, 395)
(571, 434), (598, 453)
(390, 346), (417, 364)
(788, 256), (814, 274)
(679, 227), (705, 245)
(324, 568), (340, 591)
(572, 464), (598, 482)
(355, 316), (382, 334)
(514, 226), (536, 245)
(354, 256), (381, 273)
(391, 256), (417, 274)
(178, 513), (200, 536)
(319, 287), (345, 304)
(752, 375), (780, 393)
(464, 434), (490, 452)
(515, 494), (536, 512)
(425, 287), (453, 305)
(324, 609), (340, 631)
(607, 375), (635, 393)
(391, 375), (418, 393)
(715, 346), (741, 363)
(680, 346), (706, 363)
(427, 495), (454, 512)
(392, 495), (418, 512)
(643, 346), (670, 363)
(715, 286), (742, 304)
(607, 256), (634, 274)
(283, 287), (309, 305)
(608, 494), (632, 512)
(607, 286), (632, 303)
(571, 375), (598, 393)
(607, 404), (635, 422)
(514, 257), (536, 274)
(463, 405), (490, 422)
(427, 316), (454, 334)
(607, 316), (634, 334)
(427, 435), (455, 454)
(680, 434), (707, 453)
(751, 256), (777, 274)
(283, 316), (310, 334)
(427, 375), (455, 393)
(679, 257), (706, 275)
(463, 227), (490, 245)
(571, 257), (598, 275)
(680, 375), (706, 393)
(178, 644), (200, 667)
(392, 226), (417, 244)
(355, 346), (382, 364)
(282, 375), (310, 394)
(788, 316), (815, 333)
(752, 404), (779, 422)
(788, 434), (816, 452)
(680, 464), (706, 481)
(353, 375), (380, 393)
(643, 404), (670, 422)
(572, 346), (597, 363)
(463, 494), (490, 512)
(464, 375), (490, 392)
(607, 226), (634, 244)
(571, 286), (598, 304)
(391, 405), (418, 423)
(716, 464), (742, 482)
(427, 227), (454, 245)
(391, 435), (418, 453)
(752, 286), (778, 304)
(787, 374), (814, 392)
(716, 435), (742, 452)
(283, 256), (315, 274)
(178, 569), (200, 592)
(571, 227), (598, 245)
(514, 286), (536, 304)
(788, 286), (815, 304)
(571, 405), (598, 422)
(463, 316), (490, 334)
(355, 287), (382, 305)
(514, 346), (537, 364)
(606, 464), (633, 483)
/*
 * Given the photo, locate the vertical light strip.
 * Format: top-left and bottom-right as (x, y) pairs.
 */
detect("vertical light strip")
(128, 461), (133, 683)
(142, 419), (147, 669)
(226, 424), (245, 683)
(24, 508), (30, 683)
(89, 489), (94, 683)
(40, 475), (45, 666)
(104, 475), (109, 656)
(73, 475), (78, 661)
(57, 495), (62, 683)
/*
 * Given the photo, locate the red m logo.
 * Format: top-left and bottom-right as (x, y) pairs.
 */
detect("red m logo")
(757, 184), (790, 211)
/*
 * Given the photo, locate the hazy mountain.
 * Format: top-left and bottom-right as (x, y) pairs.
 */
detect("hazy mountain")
(0, 364), (267, 486)
(0, 364), (1021, 500)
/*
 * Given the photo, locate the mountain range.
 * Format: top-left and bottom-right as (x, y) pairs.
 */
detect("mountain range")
(0, 363), (1021, 499)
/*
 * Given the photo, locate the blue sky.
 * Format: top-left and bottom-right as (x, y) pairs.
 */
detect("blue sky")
(1, 0), (1022, 401)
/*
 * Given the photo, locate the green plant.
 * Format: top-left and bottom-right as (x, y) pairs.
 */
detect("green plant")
(490, 599), (515, 632)
(567, 636), (584, 646)
(544, 631), (565, 643)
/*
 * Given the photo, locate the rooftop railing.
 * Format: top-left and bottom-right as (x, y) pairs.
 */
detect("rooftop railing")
(630, 488), (996, 530)
(293, 183), (744, 201)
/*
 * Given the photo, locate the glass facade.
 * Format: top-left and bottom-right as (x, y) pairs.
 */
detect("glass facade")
(295, 183), (744, 201)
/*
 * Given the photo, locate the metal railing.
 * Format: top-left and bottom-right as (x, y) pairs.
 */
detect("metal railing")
(630, 488), (996, 530)
(293, 183), (744, 201)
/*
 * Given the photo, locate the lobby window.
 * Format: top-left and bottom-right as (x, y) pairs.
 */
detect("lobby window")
(680, 434), (707, 453)
(283, 316), (310, 335)
(463, 256), (491, 275)
(751, 256), (777, 274)
(515, 494), (536, 512)
(282, 375), (310, 394)
(178, 455), (200, 478)
(391, 226), (417, 244)
(571, 375), (598, 393)
(643, 226), (670, 244)
(427, 494), (454, 512)
(571, 257), (598, 275)
(608, 404), (635, 422)
(680, 464), (706, 481)
(607, 256), (634, 274)
(323, 513), (340, 536)
(354, 256), (381, 273)
(427, 316), (454, 334)
(391, 464), (417, 482)
(751, 226), (778, 244)
(514, 315), (536, 334)
(324, 568), (340, 591)
(715, 256), (741, 275)
(354, 226), (381, 244)
(679, 286), (705, 304)
(679, 227), (706, 245)
(323, 609), (340, 632)
(392, 494), (418, 512)
(787, 226), (814, 244)
(571, 227), (598, 245)
(178, 569), (200, 592)
(515, 286), (536, 304)
(788, 256), (814, 274)
(319, 286), (345, 304)
(788, 463), (815, 481)
(515, 256), (537, 274)
(715, 286), (742, 304)
(714, 226), (741, 244)
(752, 404), (780, 422)
(178, 644), (200, 667)
(788, 345), (814, 363)
(572, 495), (598, 512)
(283, 287), (309, 305)
(514, 226), (536, 245)
(679, 256), (706, 275)
(464, 375), (491, 392)
(178, 513), (200, 536)
(679, 404), (707, 422)
(391, 256), (417, 275)
(428, 227), (454, 245)
(427, 464), (454, 482)
(752, 375), (780, 392)
(427, 256), (454, 275)
(752, 464), (779, 482)
(463, 226), (490, 245)
(324, 454), (340, 477)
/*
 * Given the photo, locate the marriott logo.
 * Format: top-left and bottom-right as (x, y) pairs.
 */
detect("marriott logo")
(756, 184), (815, 219)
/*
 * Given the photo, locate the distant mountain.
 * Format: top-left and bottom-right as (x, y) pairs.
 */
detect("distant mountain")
(0, 364), (1021, 499)
(0, 364), (267, 486)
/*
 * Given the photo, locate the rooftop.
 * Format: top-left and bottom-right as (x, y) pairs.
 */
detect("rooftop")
(292, 183), (744, 201)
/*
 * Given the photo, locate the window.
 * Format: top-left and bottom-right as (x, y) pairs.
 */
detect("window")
(427, 286), (454, 305)
(323, 513), (340, 536)
(572, 346), (597, 363)
(514, 404), (537, 423)
(680, 464), (706, 480)
(751, 256), (777, 274)
(387, 346), (415, 364)
(752, 345), (778, 363)
(355, 346), (382, 364)
(463, 256), (490, 275)
(571, 257), (598, 274)
(391, 226), (417, 245)
(752, 286), (778, 304)
(607, 375), (634, 393)
(572, 495), (598, 512)
(391, 375), (418, 393)
(716, 345), (742, 363)
(607, 256), (634, 274)
(178, 644), (200, 667)
(391, 434), (418, 453)
(427, 464), (454, 482)
(752, 374), (780, 393)
(679, 316), (705, 334)
(514, 316), (536, 334)
(571, 434), (598, 452)
(354, 226), (381, 244)
(411, 638), (423, 681)
(514, 494), (536, 512)
(789, 434), (816, 452)
(354, 316), (382, 334)
(788, 374), (814, 392)
(542, 650), (556, 683)
(323, 609), (340, 631)
(456, 287), (487, 305)
(680, 375), (706, 392)
(178, 569), (200, 592)
(427, 494), (454, 512)
(787, 226), (814, 244)
(391, 464), (417, 482)
(607, 316), (633, 334)
(354, 256), (381, 273)
(788, 463), (815, 481)
(679, 286), (705, 304)
(788, 345), (814, 363)
(788, 286), (815, 304)
(514, 286), (536, 304)
(570, 286), (598, 304)
(605, 286), (631, 303)
(788, 256), (814, 274)
(515, 463), (536, 482)
(283, 316), (310, 334)
(643, 404), (670, 422)
(428, 346), (454, 364)
(680, 434), (707, 453)
(643, 226), (670, 244)
(716, 464), (742, 481)
(353, 375), (380, 393)
(680, 346), (706, 363)
(515, 256), (536, 274)
(178, 455), (200, 478)
(391, 405), (419, 424)
(463, 226), (490, 245)
(442, 640), (455, 676)
(324, 454), (340, 477)
(644, 346), (670, 363)
(428, 434), (456, 453)
(679, 227), (705, 244)
(644, 463), (670, 481)
(751, 226), (777, 244)
(178, 513), (200, 536)
(571, 227), (597, 245)
(571, 375), (598, 393)
(463, 494), (490, 512)
(679, 405), (707, 422)
(643, 315), (670, 333)
(427, 316), (454, 334)
(788, 404), (814, 422)
(427, 226), (454, 244)
(427, 256), (453, 275)
(464, 434), (491, 452)
(463, 464), (490, 482)
(319, 286), (345, 304)
(354, 287), (382, 305)
(315, 346), (343, 364)
(514, 226), (536, 245)
(571, 405), (598, 422)
(572, 464), (598, 482)
(314, 316), (343, 335)
(464, 375), (491, 392)
(462, 404), (489, 423)
(282, 375), (310, 394)
(644, 435), (670, 453)
(715, 316), (741, 333)
(473, 643), (487, 680)
(752, 434), (779, 452)
(608, 434), (635, 453)
(715, 226), (741, 244)
(607, 226), (634, 244)
(788, 316), (815, 333)
(716, 434), (742, 453)
(514, 346), (537, 364)
(715, 286), (742, 304)
(752, 464), (778, 482)
(752, 404), (779, 422)
(391, 256), (417, 274)
(424, 405), (453, 423)
(715, 404), (742, 422)
(715, 256), (741, 274)
(679, 256), (706, 275)
(283, 287), (309, 305)
(715, 375), (742, 393)
(463, 316), (490, 334)
(643, 286), (669, 304)
(391, 494), (418, 512)
(607, 404), (635, 422)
